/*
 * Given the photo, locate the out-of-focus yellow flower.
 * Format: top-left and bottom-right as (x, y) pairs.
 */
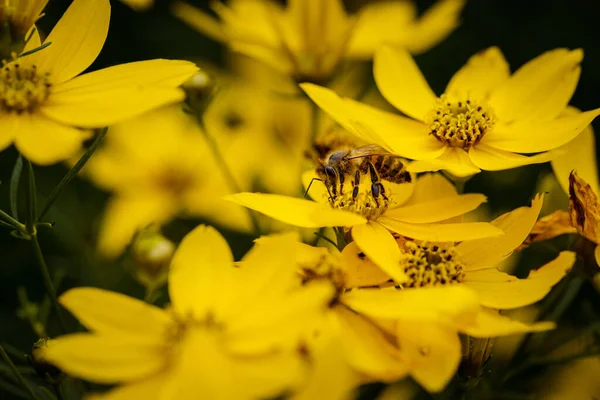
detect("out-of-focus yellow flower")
(83, 105), (252, 258)
(227, 173), (503, 285)
(0, 0), (48, 56)
(302, 47), (600, 177)
(119, 0), (153, 11)
(0, 0), (198, 165)
(41, 226), (333, 399)
(172, 0), (465, 82)
(287, 237), (559, 394)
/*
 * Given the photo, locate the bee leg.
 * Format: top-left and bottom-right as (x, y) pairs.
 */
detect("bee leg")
(324, 166), (338, 197)
(338, 168), (345, 195)
(378, 183), (388, 201)
(352, 170), (360, 201)
(371, 182), (380, 207)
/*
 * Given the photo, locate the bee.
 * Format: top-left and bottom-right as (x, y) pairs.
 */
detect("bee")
(315, 144), (411, 204)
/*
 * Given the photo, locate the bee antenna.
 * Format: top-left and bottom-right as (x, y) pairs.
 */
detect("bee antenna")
(304, 178), (323, 199)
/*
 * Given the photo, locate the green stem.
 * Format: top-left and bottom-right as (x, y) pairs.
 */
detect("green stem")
(31, 234), (68, 333)
(310, 99), (320, 142)
(38, 127), (108, 221)
(197, 117), (262, 237)
(0, 208), (26, 232)
(0, 343), (41, 400)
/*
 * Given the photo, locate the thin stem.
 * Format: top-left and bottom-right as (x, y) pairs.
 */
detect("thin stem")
(0, 208), (26, 232)
(31, 234), (68, 333)
(309, 99), (320, 142)
(38, 127), (108, 221)
(196, 116), (262, 237)
(0, 343), (41, 400)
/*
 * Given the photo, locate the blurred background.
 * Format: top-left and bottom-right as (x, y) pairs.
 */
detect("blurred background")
(1, 0), (600, 398)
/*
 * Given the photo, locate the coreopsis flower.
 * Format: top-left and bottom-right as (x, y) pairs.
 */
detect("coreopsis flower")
(82, 105), (254, 258)
(41, 226), (333, 399)
(0, 0), (48, 57)
(227, 173), (502, 285)
(302, 47), (600, 177)
(284, 237), (561, 395)
(172, 0), (465, 82)
(0, 0), (198, 165)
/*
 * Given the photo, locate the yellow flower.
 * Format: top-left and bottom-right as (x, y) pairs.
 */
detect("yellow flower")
(82, 105), (253, 258)
(286, 238), (561, 395)
(0, 0), (48, 54)
(172, 0), (465, 82)
(301, 47), (600, 177)
(41, 226), (333, 399)
(0, 0), (198, 165)
(227, 173), (502, 286)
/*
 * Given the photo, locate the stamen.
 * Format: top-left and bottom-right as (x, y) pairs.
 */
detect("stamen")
(399, 241), (466, 288)
(427, 95), (495, 149)
(330, 190), (388, 221)
(0, 58), (51, 113)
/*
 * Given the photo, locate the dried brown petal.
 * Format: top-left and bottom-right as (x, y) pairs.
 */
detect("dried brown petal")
(568, 171), (600, 244)
(519, 210), (577, 250)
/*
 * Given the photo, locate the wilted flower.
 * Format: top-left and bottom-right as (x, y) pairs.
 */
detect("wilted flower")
(302, 47), (600, 177)
(41, 227), (333, 399)
(172, 0), (465, 82)
(0, 0), (48, 57)
(0, 0), (198, 164)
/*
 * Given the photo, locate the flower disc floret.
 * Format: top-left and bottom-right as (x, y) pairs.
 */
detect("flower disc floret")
(400, 241), (466, 288)
(0, 59), (51, 113)
(427, 95), (495, 150)
(331, 190), (388, 221)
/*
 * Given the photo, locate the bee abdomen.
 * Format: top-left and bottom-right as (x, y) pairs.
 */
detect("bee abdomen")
(381, 158), (412, 183)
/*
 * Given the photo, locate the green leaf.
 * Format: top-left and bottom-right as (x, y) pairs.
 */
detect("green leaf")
(9, 154), (23, 220)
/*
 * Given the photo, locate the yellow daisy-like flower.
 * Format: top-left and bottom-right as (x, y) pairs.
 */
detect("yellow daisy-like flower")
(41, 226), (333, 400)
(227, 173), (503, 284)
(0, 0), (198, 165)
(0, 0), (48, 52)
(284, 236), (564, 395)
(302, 46), (600, 177)
(82, 105), (253, 258)
(172, 0), (465, 82)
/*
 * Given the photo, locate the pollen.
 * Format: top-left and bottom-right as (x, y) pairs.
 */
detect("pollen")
(427, 95), (496, 149)
(331, 189), (388, 221)
(399, 241), (466, 288)
(0, 59), (51, 113)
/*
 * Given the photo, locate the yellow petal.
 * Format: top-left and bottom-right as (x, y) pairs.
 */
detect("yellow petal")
(335, 307), (408, 381)
(302, 170), (333, 204)
(465, 252), (575, 309)
(171, 1), (228, 42)
(374, 46), (436, 121)
(596, 245), (600, 267)
(42, 333), (164, 384)
(384, 194), (487, 223)
(13, 112), (88, 165)
(341, 241), (392, 288)
(456, 194), (544, 270)
(551, 111), (600, 194)
(378, 217), (503, 242)
(120, 0), (154, 11)
(59, 288), (171, 340)
(86, 373), (169, 400)
(407, 147), (481, 178)
(0, 113), (19, 153)
(403, 173), (457, 205)
(300, 83), (445, 160)
(343, 286), (479, 327)
(351, 221), (407, 283)
(97, 195), (176, 258)
(445, 47), (509, 100)
(225, 192), (366, 228)
(462, 309), (555, 337)
(489, 49), (583, 122)
(346, 1), (417, 58)
(28, 0), (110, 84)
(404, 0), (466, 55)
(169, 225), (234, 318)
(397, 321), (461, 393)
(468, 144), (555, 171)
(482, 108), (600, 153)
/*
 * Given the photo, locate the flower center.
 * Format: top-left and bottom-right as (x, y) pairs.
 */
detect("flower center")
(0, 59), (51, 113)
(427, 95), (495, 149)
(399, 241), (465, 288)
(298, 250), (345, 304)
(156, 168), (194, 196)
(330, 189), (389, 221)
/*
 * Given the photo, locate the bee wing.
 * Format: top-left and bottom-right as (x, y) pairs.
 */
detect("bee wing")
(344, 144), (390, 160)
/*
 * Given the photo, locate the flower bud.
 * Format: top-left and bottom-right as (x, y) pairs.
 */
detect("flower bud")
(131, 227), (175, 289)
(31, 337), (62, 381)
(183, 69), (216, 115)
